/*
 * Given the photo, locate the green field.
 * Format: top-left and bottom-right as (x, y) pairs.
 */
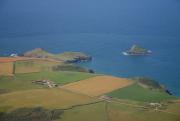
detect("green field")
(0, 88), (97, 112)
(15, 59), (61, 74)
(108, 83), (176, 102)
(57, 102), (107, 121)
(15, 59), (93, 74)
(108, 101), (180, 121)
(0, 71), (97, 92)
(0, 56), (179, 121)
(0, 58), (91, 76)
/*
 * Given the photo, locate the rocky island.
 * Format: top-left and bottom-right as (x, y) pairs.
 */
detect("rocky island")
(123, 44), (152, 55)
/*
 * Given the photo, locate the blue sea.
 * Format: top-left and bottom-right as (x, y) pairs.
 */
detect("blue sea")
(0, 0), (180, 96)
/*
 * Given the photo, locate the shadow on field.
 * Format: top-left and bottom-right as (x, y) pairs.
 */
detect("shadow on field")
(0, 107), (64, 121)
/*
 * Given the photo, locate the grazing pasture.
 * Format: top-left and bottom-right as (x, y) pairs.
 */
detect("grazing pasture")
(58, 102), (107, 121)
(164, 100), (180, 115)
(0, 57), (62, 75)
(15, 59), (61, 74)
(108, 101), (180, 121)
(108, 83), (176, 102)
(0, 71), (97, 92)
(62, 76), (133, 97)
(0, 88), (96, 111)
(0, 57), (92, 75)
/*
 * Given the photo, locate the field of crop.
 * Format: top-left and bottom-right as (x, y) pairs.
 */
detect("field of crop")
(0, 57), (28, 63)
(0, 58), (61, 75)
(15, 59), (62, 74)
(0, 88), (97, 111)
(0, 62), (13, 76)
(63, 76), (133, 97)
(108, 101), (180, 121)
(108, 83), (176, 102)
(0, 71), (97, 92)
(0, 70), (179, 121)
(0, 57), (92, 76)
(0, 57), (179, 121)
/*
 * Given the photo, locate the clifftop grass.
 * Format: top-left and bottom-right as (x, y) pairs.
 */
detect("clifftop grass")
(108, 83), (176, 102)
(23, 48), (91, 62)
(0, 71), (97, 92)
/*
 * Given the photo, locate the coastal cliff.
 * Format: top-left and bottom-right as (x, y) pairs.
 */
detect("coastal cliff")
(132, 77), (173, 95)
(23, 48), (92, 63)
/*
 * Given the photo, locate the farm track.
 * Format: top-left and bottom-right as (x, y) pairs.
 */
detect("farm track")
(60, 100), (104, 111)
(58, 87), (180, 121)
(1, 57), (179, 119)
(105, 102), (111, 121)
(61, 76), (180, 119)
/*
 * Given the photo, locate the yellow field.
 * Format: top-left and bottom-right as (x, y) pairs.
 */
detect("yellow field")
(0, 58), (63, 75)
(0, 88), (96, 111)
(164, 100), (180, 115)
(62, 76), (134, 97)
(0, 57), (28, 63)
(15, 59), (61, 74)
(0, 62), (13, 75)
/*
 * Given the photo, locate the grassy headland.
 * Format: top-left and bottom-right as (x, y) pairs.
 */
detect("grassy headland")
(0, 49), (179, 121)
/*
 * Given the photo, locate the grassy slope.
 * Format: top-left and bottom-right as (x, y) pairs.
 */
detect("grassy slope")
(0, 71), (97, 92)
(52, 64), (91, 73)
(56, 52), (89, 61)
(108, 101), (180, 121)
(0, 71), (179, 121)
(0, 107), (64, 121)
(0, 59), (62, 76)
(23, 48), (54, 58)
(23, 48), (90, 62)
(108, 83), (176, 102)
(15, 59), (62, 74)
(0, 88), (96, 111)
(14, 59), (90, 74)
(165, 100), (180, 115)
(57, 102), (107, 121)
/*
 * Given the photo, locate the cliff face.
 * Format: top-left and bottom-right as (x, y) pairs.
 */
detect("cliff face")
(23, 48), (92, 63)
(132, 77), (172, 95)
